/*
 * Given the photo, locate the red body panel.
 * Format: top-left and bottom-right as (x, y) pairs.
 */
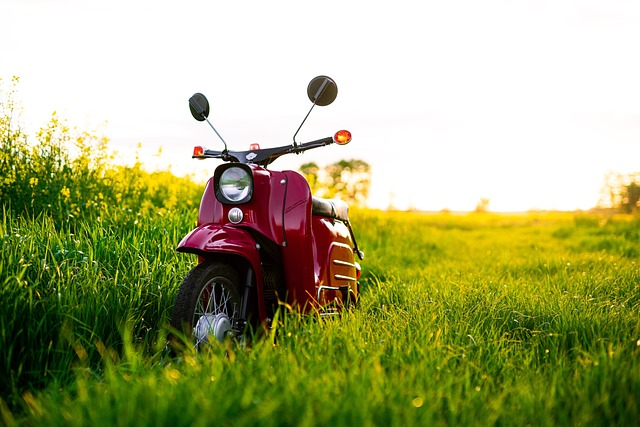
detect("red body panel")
(279, 171), (316, 308)
(178, 164), (357, 320)
(196, 167), (287, 244)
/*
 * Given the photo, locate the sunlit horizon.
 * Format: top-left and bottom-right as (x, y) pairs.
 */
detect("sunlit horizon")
(3, 0), (639, 213)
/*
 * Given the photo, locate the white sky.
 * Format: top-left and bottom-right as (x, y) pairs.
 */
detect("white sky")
(3, 0), (640, 211)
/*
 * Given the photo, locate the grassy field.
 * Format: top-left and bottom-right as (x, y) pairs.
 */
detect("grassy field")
(1, 207), (639, 426)
(3, 77), (638, 425)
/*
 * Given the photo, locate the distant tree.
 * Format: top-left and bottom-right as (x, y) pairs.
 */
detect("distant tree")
(474, 198), (490, 213)
(622, 182), (640, 214)
(299, 159), (371, 206)
(599, 171), (640, 213)
(325, 159), (371, 205)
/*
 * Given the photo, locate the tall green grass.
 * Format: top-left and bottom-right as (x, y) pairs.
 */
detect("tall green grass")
(1, 79), (204, 408)
(0, 208), (195, 401)
(2, 210), (639, 426)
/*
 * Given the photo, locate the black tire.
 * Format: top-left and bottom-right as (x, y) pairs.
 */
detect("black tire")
(171, 261), (243, 348)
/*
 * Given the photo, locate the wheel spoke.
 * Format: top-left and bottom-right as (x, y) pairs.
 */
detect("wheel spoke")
(205, 283), (216, 314)
(218, 289), (230, 313)
(211, 283), (221, 313)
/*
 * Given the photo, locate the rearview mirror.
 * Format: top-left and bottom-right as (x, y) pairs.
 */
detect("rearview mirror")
(307, 76), (338, 106)
(189, 93), (210, 121)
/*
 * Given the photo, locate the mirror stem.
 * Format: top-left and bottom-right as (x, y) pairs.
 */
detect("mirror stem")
(292, 101), (317, 147)
(203, 117), (228, 152)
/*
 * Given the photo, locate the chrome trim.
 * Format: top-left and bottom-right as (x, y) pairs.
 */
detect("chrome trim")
(334, 274), (357, 281)
(228, 207), (244, 224)
(333, 259), (356, 268)
(317, 285), (340, 301)
(319, 311), (339, 318)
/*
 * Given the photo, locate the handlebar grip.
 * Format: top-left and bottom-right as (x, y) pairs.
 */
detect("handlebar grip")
(315, 136), (334, 145)
(297, 136), (334, 151)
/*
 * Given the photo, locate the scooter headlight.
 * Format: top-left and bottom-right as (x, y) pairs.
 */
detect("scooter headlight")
(215, 165), (253, 204)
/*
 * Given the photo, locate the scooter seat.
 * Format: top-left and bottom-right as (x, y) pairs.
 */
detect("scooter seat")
(311, 197), (349, 221)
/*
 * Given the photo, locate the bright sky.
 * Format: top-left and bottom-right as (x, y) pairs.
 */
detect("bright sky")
(3, 0), (640, 212)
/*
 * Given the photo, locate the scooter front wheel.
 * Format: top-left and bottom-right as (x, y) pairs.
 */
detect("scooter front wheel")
(171, 261), (243, 348)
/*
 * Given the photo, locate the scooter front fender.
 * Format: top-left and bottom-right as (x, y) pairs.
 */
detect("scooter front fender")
(177, 224), (259, 261)
(177, 224), (266, 321)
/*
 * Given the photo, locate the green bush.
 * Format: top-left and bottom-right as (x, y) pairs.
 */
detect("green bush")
(0, 76), (202, 225)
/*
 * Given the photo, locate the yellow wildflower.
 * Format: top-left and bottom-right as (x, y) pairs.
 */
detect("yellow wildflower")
(60, 186), (71, 200)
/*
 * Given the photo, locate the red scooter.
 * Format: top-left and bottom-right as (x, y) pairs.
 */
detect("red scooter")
(171, 76), (364, 347)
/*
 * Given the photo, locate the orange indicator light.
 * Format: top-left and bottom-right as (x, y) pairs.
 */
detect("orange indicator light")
(193, 146), (204, 156)
(334, 130), (352, 145)
(249, 143), (261, 151)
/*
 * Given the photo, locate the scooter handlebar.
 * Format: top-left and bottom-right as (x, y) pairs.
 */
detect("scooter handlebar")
(194, 135), (336, 166)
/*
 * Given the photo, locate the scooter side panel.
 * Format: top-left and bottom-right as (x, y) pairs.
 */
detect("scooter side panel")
(280, 170), (316, 309)
(312, 216), (358, 307)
